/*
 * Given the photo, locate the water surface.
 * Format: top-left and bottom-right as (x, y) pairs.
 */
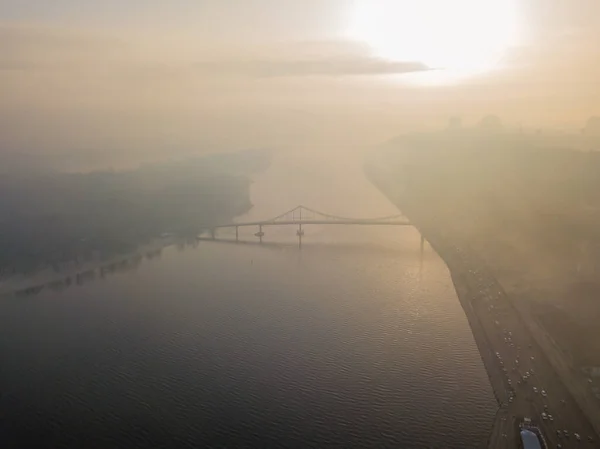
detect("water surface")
(0, 151), (496, 448)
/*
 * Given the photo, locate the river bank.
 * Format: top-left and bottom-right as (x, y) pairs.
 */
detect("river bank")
(0, 237), (180, 298)
(366, 162), (599, 448)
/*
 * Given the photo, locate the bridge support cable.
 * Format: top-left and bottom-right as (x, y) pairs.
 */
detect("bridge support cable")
(240, 205), (408, 227)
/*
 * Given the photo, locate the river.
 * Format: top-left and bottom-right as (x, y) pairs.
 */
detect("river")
(0, 149), (496, 448)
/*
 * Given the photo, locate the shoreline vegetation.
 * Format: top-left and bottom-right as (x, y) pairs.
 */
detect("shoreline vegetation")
(0, 237), (174, 298)
(365, 130), (600, 445)
(0, 149), (271, 297)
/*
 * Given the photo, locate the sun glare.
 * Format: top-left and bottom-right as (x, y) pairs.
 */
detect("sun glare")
(348, 0), (519, 78)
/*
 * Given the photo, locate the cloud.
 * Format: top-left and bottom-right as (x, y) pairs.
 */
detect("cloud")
(192, 58), (430, 77)
(0, 23), (429, 78)
(189, 40), (430, 78)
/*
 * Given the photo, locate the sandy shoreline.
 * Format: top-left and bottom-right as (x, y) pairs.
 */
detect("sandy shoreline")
(412, 226), (513, 448)
(420, 231), (519, 448)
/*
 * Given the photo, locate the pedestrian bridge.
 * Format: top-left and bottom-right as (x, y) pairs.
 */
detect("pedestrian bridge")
(210, 205), (412, 247)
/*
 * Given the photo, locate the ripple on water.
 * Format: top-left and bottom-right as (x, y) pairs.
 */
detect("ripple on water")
(0, 238), (496, 448)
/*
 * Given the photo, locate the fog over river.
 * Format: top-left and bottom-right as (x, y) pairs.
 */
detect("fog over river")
(0, 148), (497, 448)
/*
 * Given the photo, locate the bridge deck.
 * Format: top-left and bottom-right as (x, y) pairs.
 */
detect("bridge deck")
(215, 219), (410, 228)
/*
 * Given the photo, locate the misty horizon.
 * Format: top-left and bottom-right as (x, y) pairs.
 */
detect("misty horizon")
(1, 2), (600, 448)
(1, 0), (600, 155)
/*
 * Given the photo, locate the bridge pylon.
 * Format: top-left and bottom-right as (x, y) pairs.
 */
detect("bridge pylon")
(255, 224), (264, 243)
(297, 223), (305, 248)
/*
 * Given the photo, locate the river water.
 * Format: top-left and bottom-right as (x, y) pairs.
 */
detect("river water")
(0, 149), (496, 448)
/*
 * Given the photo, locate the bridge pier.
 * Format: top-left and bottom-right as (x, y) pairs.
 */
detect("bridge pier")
(258, 225), (264, 243)
(235, 226), (239, 242)
(297, 223), (304, 249)
(210, 228), (216, 240)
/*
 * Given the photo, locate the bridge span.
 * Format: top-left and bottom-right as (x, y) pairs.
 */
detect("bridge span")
(209, 205), (414, 248)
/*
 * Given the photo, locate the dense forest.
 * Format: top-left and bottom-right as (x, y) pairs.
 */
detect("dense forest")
(0, 150), (270, 277)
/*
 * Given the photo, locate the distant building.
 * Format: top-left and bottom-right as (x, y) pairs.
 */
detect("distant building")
(520, 429), (543, 449)
(584, 116), (600, 136)
(447, 116), (462, 131)
(478, 115), (504, 133)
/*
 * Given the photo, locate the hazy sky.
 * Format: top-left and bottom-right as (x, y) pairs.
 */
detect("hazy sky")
(1, 0), (599, 153)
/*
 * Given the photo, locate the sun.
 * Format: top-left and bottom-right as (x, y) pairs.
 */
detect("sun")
(347, 0), (519, 75)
